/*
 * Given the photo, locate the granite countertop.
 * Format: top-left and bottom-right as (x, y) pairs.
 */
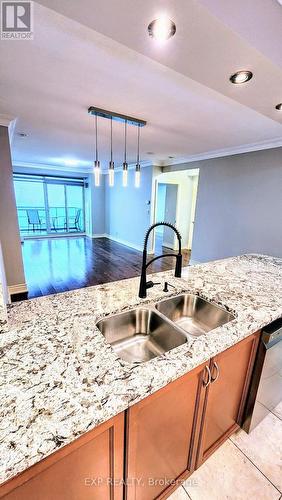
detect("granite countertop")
(1, 254), (282, 485)
(0, 283), (7, 327)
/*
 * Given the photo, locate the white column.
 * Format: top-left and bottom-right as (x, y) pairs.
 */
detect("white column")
(0, 120), (27, 299)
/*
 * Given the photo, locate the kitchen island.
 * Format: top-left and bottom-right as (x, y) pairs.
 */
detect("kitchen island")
(0, 254), (282, 498)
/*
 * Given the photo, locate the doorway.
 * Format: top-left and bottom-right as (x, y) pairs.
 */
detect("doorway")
(154, 169), (199, 255)
(155, 183), (178, 251)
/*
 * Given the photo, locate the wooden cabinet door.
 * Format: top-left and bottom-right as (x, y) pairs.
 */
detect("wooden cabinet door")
(0, 412), (124, 500)
(125, 362), (207, 500)
(196, 332), (260, 467)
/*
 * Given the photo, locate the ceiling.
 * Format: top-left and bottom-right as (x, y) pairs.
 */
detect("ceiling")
(0, 0), (281, 173)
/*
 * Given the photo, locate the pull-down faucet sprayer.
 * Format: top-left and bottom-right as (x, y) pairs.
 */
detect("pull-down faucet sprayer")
(138, 222), (182, 298)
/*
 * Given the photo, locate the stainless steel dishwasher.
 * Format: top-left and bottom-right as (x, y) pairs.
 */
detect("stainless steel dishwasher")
(242, 318), (282, 433)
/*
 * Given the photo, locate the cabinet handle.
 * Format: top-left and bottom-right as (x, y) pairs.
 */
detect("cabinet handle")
(203, 365), (211, 387)
(211, 361), (220, 383)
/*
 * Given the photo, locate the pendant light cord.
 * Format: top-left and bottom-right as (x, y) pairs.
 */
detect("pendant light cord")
(110, 116), (113, 163)
(124, 119), (127, 163)
(137, 124), (140, 164)
(95, 114), (98, 162)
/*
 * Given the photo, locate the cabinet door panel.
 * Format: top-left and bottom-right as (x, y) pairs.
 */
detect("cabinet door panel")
(1, 413), (124, 500)
(126, 362), (206, 500)
(196, 333), (259, 466)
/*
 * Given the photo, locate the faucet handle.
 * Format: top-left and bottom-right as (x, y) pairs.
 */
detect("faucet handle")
(146, 280), (161, 289)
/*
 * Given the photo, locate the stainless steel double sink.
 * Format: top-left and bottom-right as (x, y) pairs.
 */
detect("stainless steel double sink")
(96, 294), (235, 364)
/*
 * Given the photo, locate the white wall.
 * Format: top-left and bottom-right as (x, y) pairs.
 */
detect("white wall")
(86, 172), (105, 236)
(105, 166), (153, 250)
(164, 147), (282, 262)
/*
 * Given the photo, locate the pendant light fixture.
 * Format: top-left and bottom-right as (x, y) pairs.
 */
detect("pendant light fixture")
(122, 119), (128, 187)
(109, 116), (114, 187)
(88, 107), (146, 189)
(94, 114), (100, 187)
(135, 124), (141, 188)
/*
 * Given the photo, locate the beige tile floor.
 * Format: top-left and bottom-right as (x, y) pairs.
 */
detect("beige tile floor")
(168, 402), (282, 500)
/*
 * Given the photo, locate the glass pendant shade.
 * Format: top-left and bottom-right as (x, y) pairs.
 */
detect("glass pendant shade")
(109, 161), (114, 187)
(94, 160), (100, 187)
(135, 164), (141, 188)
(122, 120), (128, 187)
(94, 115), (100, 187)
(109, 117), (114, 187)
(123, 162), (128, 187)
(135, 124), (141, 188)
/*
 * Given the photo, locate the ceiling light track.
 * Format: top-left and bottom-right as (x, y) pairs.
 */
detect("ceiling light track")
(88, 106), (146, 127)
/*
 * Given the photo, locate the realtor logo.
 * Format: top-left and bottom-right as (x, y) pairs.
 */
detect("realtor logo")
(1, 1), (33, 39)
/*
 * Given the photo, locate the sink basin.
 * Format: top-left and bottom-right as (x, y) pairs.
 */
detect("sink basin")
(96, 308), (187, 363)
(156, 294), (235, 337)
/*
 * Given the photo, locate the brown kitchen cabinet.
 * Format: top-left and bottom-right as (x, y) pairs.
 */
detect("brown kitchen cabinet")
(195, 332), (260, 467)
(125, 332), (260, 499)
(1, 332), (260, 500)
(0, 412), (124, 500)
(125, 362), (207, 500)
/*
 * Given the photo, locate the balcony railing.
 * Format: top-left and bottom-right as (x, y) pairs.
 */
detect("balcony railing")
(17, 206), (84, 234)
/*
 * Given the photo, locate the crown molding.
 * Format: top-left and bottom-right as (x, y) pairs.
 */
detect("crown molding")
(12, 137), (281, 175)
(13, 161), (92, 174)
(0, 114), (17, 144)
(161, 137), (282, 167)
(0, 113), (15, 127)
(13, 160), (153, 174)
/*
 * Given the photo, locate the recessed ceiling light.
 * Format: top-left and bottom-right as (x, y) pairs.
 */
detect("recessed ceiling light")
(229, 70), (253, 84)
(18, 132), (28, 137)
(148, 17), (176, 41)
(146, 151), (154, 155)
(275, 103), (282, 110)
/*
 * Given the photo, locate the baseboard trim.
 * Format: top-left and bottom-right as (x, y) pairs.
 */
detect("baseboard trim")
(91, 233), (145, 252)
(23, 233), (86, 241)
(8, 283), (28, 295)
(105, 234), (144, 252)
(8, 283), (28, 302)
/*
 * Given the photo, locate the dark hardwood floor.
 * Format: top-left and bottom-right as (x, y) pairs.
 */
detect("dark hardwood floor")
(21, 236), (190, 299)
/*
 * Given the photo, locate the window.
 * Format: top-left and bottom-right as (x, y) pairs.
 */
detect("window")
(14, 174), (86, 236)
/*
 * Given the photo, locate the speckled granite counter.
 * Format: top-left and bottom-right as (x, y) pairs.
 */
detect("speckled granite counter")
(1, 254), (282, 485)
(0, 283), (7, 327)
(0, 244), (7, 327)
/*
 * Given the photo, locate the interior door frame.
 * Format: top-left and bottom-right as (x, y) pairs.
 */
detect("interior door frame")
(153, 179), (179, 252)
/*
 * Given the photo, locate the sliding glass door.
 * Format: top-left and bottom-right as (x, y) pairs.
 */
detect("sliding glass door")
(65, 185), (84, 233)
(46, 182), (66, 233)
(14, 174), (85, 237)
(14, 177), (47, 235)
